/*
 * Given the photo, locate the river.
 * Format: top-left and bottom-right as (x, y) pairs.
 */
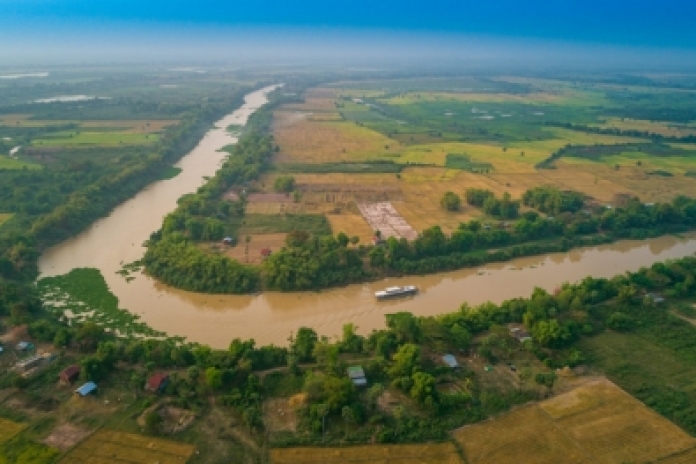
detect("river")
(38, 86), (696, 348)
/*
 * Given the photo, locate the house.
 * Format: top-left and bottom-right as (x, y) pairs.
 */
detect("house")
(146, 373), (170, 393)
(510, 327), (532, 343)
(60, 365), (81, 384)
(442, 354), (460, 370)
(347, 366), (368, 387)
(260, 248), (272, 259)
(75, 381), (97, 397)
(222, 236), (234, 245)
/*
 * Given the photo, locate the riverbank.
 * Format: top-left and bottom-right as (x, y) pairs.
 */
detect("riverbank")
(41, 230), (696, 347)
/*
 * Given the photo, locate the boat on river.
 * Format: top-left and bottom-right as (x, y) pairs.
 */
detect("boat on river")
(375, 285), (418, 299)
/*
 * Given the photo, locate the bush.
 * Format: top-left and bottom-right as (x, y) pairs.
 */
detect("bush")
(440, 192), (461, 211)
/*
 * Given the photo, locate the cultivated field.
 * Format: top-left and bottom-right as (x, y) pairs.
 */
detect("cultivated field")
(31, 131), (159, 147)
(0, 155), (41, 170)
(453, 379), (696, 464)
(58, 429), (195, 463)
(270, 443), (463, 464)
(0, 417), (26, 443)
(0, 213), (14, 227)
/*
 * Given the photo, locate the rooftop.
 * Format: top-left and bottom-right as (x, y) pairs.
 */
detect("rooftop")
(442, 354), (459, 368)
(75, 381), (97, 396)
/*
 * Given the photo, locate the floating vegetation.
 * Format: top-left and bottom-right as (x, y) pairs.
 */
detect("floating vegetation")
(38, 268), (170, 340)
(117, 260), (144, 279)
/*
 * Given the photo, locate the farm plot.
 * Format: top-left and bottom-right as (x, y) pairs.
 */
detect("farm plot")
(273, 112), (403, 164)
(453, 378), (696, 464)
(58, 429), (194, 464)
(31, 131), (159, 147)
(0, 418), (26, 443)
(357, 202), (418, 240)
(270, 443), (463, 464)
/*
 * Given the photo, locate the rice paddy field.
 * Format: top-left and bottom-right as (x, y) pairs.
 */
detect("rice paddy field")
(262, 77), (696, 240)
(57, 429), (195, 463)
(452, 379), (696, 464)
(0, 418), (26, 444)
(270, 443), (464, 464)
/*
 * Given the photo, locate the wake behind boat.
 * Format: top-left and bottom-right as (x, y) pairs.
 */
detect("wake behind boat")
(375, 285), (418, 299)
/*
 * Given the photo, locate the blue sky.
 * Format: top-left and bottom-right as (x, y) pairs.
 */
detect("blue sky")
(2, 0), (696, 64)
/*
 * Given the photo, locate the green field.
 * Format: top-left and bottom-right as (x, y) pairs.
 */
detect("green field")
(230, 213), (333, 236)
(579, 303), (696, 436)
(31, 130), (159, 147)
(0, 155), (41, 170)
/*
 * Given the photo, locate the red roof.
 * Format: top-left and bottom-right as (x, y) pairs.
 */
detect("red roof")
(260, 248), (272, 257)
(60, 365), (81, 382)
(146, 373), (170, 391)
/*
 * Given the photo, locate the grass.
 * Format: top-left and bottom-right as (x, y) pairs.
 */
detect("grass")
(0, 213), (13, 228)
(31, 131), (159, 147)
(444, 154), (494, 172)
(37, 268), (168, 339)
(57, 429), (194, 463)
(270, 443), (464, 464)
(0, 155), (41, 170)
(0, 418), (25, 443)
(234, 213), (332, 236)
(0, 435), (60, 464)
(157, 166), (182, 180)
(452, 379), (696, 464)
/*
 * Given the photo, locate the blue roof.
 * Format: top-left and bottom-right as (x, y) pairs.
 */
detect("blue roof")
(75, 381), (97, 396)
(442, 354), (459, 368)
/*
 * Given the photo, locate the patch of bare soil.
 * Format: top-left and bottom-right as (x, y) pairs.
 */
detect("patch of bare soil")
(264, 397), (299, 434)
(42, 423), (91, 451)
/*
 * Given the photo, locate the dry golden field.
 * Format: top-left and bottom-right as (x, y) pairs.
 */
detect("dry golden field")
(58, 429), (194, 464)
(270, 443), (463, 464)
(265, 85), (696, 239)
(453, 379), (696, 464)
(274, 114), (403, 164)
(0, 417), (26, 443)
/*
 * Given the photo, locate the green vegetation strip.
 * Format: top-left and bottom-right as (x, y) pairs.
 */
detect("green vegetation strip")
(158, 166), (182, 180)
(37, 268), (166, 338)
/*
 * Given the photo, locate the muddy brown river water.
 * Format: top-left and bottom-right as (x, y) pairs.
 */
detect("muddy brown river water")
(38, 86), (696, 348)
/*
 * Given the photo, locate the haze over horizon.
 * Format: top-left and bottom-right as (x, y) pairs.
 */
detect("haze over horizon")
(2, 0), (696, 69)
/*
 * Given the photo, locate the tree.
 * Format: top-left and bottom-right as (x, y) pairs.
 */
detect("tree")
(440, 191), (461, 211)
(205, 367), (223, 390)
(144, 410), (163, 435)
(388, 343), (421, 379)
(535, 371), (557, 395)
(273, 175), (296, 193)
(386, 312), (421, 343)
(342, 405), (355, 437)
(242, 406), (262, 433)
(337, 232), (349, 247)
(410, 371), (437, 404)
(293, 327), (318, 362)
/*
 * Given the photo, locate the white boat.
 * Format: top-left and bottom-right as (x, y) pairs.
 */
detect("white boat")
(375, 285), (418, 299)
